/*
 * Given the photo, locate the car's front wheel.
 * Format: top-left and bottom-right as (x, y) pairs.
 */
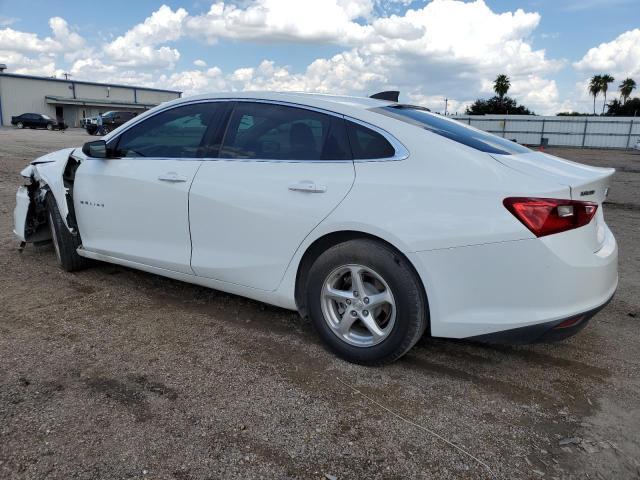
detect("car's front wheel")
(305, 239), (428, 365)
(46, 123), (53, 131)
(16, 122), (23, 129)
(46, 193), (91, 272)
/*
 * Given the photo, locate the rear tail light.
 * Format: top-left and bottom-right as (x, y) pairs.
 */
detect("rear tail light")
(503, 197), (598, 237)
(553, 315), (585, 330)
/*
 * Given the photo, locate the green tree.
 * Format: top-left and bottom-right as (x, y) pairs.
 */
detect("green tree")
(606, 97), (640, 116)
(599, 74), (614, 114)
(493, 74), (511, 101)
(557, 111), (590, 116)
(588, 75), (602, 115)
(619, 78), (637, 104)
(465, 96), (534, 115)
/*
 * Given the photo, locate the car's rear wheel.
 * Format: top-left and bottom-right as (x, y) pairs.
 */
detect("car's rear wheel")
(16, 122), (23, 129)
(46, 123), (53, 131)
(46, 193), (91, 272)
(305, 239), (428, 365)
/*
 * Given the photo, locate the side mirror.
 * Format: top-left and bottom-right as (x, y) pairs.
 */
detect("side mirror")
(82, 140), (108, 158)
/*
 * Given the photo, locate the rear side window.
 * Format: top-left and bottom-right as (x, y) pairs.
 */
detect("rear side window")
(373, 105), (530, 155)
(346, 121), (396, 159)
(114, 103), (220, 158)
(220, 102), (351, 161)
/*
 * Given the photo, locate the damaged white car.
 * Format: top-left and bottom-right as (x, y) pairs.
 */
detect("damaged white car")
(14, 92), (618, 365)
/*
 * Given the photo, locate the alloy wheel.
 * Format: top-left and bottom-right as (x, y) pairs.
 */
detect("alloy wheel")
(320, 264), (396, 347)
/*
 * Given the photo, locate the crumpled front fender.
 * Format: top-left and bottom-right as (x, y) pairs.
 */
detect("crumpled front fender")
(27, 147), (78, 233)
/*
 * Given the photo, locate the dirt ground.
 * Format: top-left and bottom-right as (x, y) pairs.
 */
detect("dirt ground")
(1, 127), (639, 480)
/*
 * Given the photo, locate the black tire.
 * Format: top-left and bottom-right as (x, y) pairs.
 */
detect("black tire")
(46, 193), (90, 272)
(305, 239), (428, 365)
(17, 122), (24, 129)
(46, 123), (53, 131)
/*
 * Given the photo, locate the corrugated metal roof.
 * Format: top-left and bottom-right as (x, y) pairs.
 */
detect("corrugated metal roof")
(44, 95), (156, 108)
(0, 72), (181, 94)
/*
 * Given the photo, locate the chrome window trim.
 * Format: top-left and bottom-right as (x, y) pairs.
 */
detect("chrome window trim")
(106, 97), (410, 163)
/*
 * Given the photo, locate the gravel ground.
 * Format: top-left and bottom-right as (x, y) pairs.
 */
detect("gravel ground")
(1, 127), (639, 479)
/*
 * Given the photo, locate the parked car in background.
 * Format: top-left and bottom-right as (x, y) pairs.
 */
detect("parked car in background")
(11, 113), (66, 130)
(13, 92), (618, 365)
(84, 111), (138, 135)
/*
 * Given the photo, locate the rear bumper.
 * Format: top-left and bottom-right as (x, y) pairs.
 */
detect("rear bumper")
(467, 292), (615, 344)
(411, 223), (618, 340)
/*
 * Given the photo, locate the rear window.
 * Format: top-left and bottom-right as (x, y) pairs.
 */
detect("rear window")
(373, 105), (530, 155)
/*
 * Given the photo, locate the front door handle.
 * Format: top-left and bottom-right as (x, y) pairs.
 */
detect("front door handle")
(158, 172), (188, 183)
(288, 181), (327, 193)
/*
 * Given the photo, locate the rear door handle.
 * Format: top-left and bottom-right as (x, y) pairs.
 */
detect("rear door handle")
(158, 172), (188, 183)
(289, 181), (327, 193)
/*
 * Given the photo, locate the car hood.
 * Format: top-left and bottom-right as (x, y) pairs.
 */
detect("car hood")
(29, 147), (78, 166)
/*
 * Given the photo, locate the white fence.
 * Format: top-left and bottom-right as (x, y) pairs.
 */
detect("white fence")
(454, 115), (640, 149)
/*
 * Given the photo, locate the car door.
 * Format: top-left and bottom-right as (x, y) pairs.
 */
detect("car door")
(73, 101), (226, 274)
(189, 101), (355, 291)
(25, 114), (37, 128)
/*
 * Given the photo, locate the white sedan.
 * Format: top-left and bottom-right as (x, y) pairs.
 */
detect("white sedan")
(13, 92), (618, 364)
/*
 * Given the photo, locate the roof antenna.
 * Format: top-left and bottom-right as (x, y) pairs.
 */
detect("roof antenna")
(370, 91), (399, 102)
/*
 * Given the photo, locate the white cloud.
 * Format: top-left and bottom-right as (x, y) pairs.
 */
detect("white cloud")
(0, 17), (83, 54)
(0, 17), (83, 76)
(573, 28), (640, 79)
(0, 49), (61, 77)
(103, 5), (187, 67)
(0, 1), (572, 114)
(184, 0), (373, 44)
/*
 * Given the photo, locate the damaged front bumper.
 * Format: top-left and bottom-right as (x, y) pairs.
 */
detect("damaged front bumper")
(14, 186), (31, 242)
(13, 148), (81, 245)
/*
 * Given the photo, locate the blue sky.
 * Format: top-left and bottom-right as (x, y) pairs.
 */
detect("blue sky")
(1, 0), (639, 114)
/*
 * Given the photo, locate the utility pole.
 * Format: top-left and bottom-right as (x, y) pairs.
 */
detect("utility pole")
(444, 98), (448, 116)
(62, 72), (72, 80)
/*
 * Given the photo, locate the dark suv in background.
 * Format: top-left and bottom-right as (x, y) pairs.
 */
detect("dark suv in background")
(84, 111), (138, 135)
(11, 113), (67, 130)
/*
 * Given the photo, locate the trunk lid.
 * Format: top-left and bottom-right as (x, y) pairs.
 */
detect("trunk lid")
(491, 151), (614, 251)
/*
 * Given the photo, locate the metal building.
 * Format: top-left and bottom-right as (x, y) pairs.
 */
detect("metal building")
(0, 71), (181, 128)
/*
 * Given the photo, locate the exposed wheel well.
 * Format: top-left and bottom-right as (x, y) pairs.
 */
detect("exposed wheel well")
(294, 231), (430, 334)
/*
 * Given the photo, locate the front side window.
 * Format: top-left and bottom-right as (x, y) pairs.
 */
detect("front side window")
(220, 102), (351, 161)
(373, 105), (530, 155)
(114, 103), (219, 158)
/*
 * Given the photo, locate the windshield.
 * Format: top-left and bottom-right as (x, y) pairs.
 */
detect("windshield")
(372, 105), (530, 155)
(41, 114), (52, 120)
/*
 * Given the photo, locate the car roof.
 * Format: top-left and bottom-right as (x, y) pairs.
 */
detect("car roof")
(172, 91), (395, 116)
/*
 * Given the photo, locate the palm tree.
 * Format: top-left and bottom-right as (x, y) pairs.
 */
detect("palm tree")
(619, 78), (636, 104)
(600, 74), (614, 114)
(493, 74), (511, 100)
(588, 75), (602, 115)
